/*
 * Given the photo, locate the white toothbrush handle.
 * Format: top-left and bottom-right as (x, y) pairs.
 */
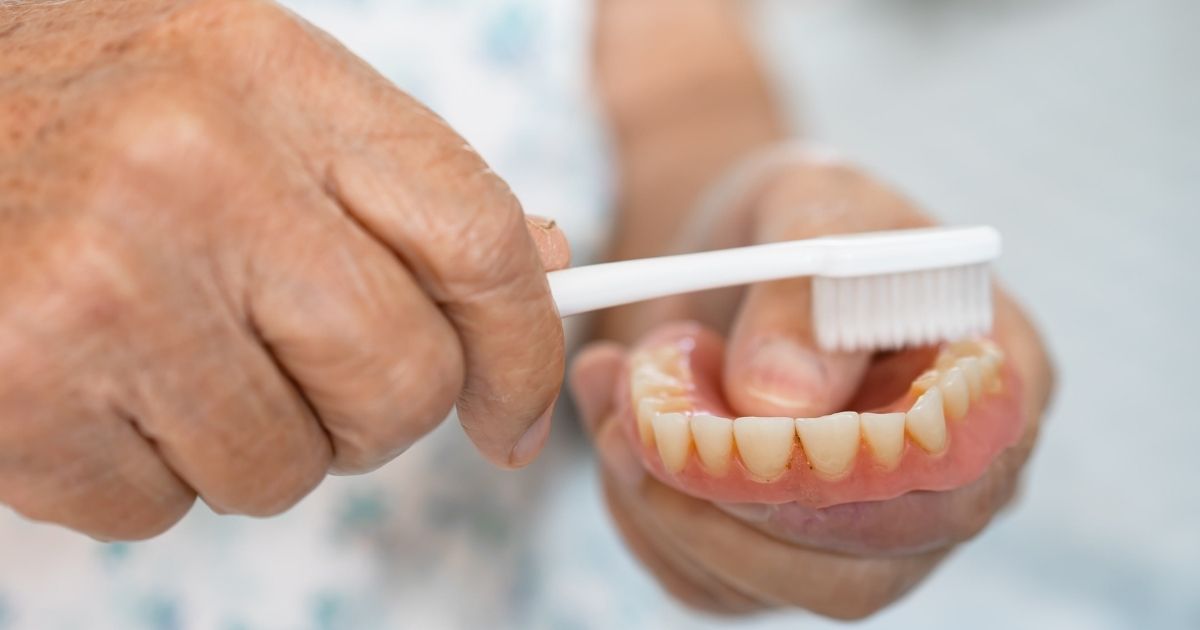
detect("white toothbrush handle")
(546, 226), (1000, 318)
(547, 240), (825, 317)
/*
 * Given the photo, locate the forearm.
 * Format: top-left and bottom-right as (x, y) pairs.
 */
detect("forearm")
(592, 0), (787, 342)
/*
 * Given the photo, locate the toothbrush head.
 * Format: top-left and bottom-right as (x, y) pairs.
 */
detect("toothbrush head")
(810, 226), (1000, 353)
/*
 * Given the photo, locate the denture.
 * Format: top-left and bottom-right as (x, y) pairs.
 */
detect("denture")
(621, 322), (1025, 508)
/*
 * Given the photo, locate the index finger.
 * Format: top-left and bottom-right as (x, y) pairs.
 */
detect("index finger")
(325, 96), (566, 468)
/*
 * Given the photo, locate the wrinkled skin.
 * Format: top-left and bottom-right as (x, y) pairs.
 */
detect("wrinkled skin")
(0, 0), (570, 540)
(571, 160), (1056, 618)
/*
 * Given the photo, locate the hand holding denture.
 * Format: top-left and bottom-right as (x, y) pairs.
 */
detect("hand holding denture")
(571, 161), (1055, 618)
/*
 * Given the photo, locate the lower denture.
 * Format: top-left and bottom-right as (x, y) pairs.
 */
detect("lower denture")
(622, 322), (1026, 508)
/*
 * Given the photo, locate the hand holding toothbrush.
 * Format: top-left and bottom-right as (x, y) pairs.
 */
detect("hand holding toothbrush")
(0, 0), (573, 540)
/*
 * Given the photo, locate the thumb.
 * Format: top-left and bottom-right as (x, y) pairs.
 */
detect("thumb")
(568, 341), (626, 436)
(724, 162), (931, 417)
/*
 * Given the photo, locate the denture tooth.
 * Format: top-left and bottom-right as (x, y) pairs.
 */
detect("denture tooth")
(631, 363), (686, 400)
(795, 412), (861, 481)
(947, 340), (974, 356)
(652, 413), (692, 474)
(690, 414), (734, 475)
(979, 353), (1003, 393)
(638, 396), (667, 444)
(956, 357), (984, 402)
(636, 398), (660, 446)
(934, 352), (957, 372)
(906, 387), (947, 453)
(647, 346), (690, 380)
(945, 338), (993, 357)
(733, 417), (796, 481)
(912, 369), (940, 395)
(939, 367), (970, 420)
(979, 339), (1004, 362)
(648, 345), (681, 364)
(860, 412), (906, 471)
(637, 398), (690, 446)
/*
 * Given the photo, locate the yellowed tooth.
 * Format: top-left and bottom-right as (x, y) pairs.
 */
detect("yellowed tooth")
(979, 353), (1003, 393)
(935, 351), (958, 372)
(647, 346), (692, 380)
(907, 387), (947, 453)
(939, 367), (970, 420)
(956, 357), (984, 401)
(631, 363), (686, 400)
(652, 412), (692, 473)
(947, 339), (990, 358)
(795, 412), (861, 481)
(733, 417), (795, 481)
(979, 339), (1004, 362)
(860, 412), (906, 471)
(647, 345), (681, 365)
(690, 414), (734, 475)
(638, 398), (690, 447)
(912, 369), (940, 395)
(636, 398), (661, 446)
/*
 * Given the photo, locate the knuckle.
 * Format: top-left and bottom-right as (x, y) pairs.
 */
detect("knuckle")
(755, 160), (929, 237)
(328, 337), (462, 473)
(453, 218), (541, 309)
(97, 497), (194, 541)
(98, 87), (229, 182)
(164, 0), (332, 82)
(63, 242), (136, 321)
(396, 329), (464, 426)
(211, 471), (323, 519)
(199, 410), (329, 517)
(207, 440), (327, 517)
(172, 0), (308, 44)
(217, 0), (314, 46)
(19, 221), (142, 342)
(1, 466), (194, 542)
(228, 476), (319, 518)
(423, 165), (532, 295)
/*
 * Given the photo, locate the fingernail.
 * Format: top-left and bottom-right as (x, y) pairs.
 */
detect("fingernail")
(525, 214), (557, 231)
(510, 403), (554, 467)
(742, 338), (829, 414)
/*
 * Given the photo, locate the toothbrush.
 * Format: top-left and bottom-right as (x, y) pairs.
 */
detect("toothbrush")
(546, 225), (1000, 352)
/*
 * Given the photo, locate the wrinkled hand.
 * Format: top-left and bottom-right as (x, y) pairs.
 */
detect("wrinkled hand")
(0, 0), (568, 539)
(571, 161), (1054, 618)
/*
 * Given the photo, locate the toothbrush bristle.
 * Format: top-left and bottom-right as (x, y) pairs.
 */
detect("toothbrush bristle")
(812, 263), (993, 352)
